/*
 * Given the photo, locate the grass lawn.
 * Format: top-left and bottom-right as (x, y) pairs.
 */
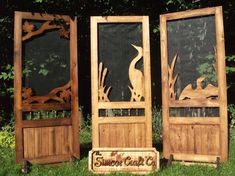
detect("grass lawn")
(0, 127), (235, 176)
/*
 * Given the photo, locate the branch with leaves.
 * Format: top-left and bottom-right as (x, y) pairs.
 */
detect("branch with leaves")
(22, 19), (69, 41)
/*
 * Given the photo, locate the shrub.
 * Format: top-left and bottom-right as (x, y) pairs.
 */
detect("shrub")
(0, 121), (15, 149)
(152, 106), (162, 141)
(228, 104), (235, 130)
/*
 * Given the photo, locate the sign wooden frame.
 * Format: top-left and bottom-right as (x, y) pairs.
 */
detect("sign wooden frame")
(90, 16), (152, 148)
(160, 6), (227, 162)
(89, 148), (159, 174)
(14, 11), (80, 164)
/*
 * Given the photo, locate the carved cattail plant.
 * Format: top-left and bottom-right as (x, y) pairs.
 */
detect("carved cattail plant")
(168, 54), (179, 100)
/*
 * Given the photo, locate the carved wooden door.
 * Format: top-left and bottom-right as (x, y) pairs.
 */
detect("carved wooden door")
(91, 16), (152, 148)
(160, 6), (228, 162)
(14, 11), (79, 164)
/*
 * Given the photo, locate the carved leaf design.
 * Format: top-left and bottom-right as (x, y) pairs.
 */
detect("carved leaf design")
(22, 81), (71, 104)
(98, 62), (111, 102)
(168, 54), (179, 100)
(22, 21), (35, 33)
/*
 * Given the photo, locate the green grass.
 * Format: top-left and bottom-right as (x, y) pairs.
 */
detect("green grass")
(0, 128), (235, 176)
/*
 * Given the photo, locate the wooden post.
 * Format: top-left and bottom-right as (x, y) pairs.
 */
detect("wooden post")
(14, 11), (23, 163)
(70, 16), (80, 159)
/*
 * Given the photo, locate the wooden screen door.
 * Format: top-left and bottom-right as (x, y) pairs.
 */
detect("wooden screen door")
(160, 6), (228, 162)
(91, 16), (152, 148)
(14, 11), (79, 164)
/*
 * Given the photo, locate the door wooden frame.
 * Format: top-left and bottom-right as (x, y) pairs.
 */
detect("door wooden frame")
(14, 11), (79, 164)
(90, 16), (152, 148)
(160, 6), (228, 162)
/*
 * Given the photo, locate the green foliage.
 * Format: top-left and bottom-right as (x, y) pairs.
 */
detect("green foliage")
(0, 64), (14, 97)
(0, 122), (15, 149)
(23, 110), (71, 120)
(152, 106), (162, 141)
(196, 54), (217, 84)
(226, 55), (235, 74)
(163, 0), (200, 11)
(228, 104), (235, 129)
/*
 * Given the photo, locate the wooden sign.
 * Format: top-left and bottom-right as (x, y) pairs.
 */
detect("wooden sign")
(89, 148), (159, 174)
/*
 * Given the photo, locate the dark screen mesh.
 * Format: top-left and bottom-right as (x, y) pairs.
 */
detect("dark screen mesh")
(167, 16), (217, 99)
(98, 23), (143, 101)
(22, 20), (70, 96)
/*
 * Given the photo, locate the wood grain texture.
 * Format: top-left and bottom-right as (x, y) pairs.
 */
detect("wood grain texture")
(22, 118), (71, 128)
(169, 124), (220, 155)
(162, 7), (216, 21)
(91, 16), (152, 149)
(23, 126), (72, 159)
(160, 6), (227, 162)
(215, 6), (228, 162)
(99, 123), (146, 148)
(70, 17), (80, 159)
(89, 148), (159, 174)
(14, 11), (23, 163)
(160, 14), (170, 159)
(15, 11), (70, 21)
(14, 12), (79, 164)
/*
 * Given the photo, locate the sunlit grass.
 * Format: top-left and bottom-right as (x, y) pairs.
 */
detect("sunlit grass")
(0, 128), (235, 176)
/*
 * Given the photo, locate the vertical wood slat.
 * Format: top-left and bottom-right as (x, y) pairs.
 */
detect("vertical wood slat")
(14, 11), (23, 163)
(41, 127), (49, 157)
(23, 126), (73, 159)
(160, 14), (170, 159)
(194, 125), (202, 154)
(48, 127), (55, 156)
(99, 124), (145, 148)
(128, 124), (136, 147)
(187, 125), (194, 153)
(180, 125), (187, 153)
(215, 6), (228, 162)
(90, 17), (99, 148)
(34, 128), (41, 157)
(169, 124), (220, 155)
(142, 16), (152, 147)
(70, 17), (80, 159)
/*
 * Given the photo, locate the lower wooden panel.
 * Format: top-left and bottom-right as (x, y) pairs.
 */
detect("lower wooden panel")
(99, 123), (146, 148)
(23, 126), (72, 159)
(169, 124), (220, 156)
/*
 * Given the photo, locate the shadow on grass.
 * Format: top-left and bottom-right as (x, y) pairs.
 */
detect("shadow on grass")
(153, 139), (170, 169)
(80, 142), (92, 159)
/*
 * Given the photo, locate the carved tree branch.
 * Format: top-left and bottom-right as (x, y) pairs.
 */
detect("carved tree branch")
(22, 21), (61, 41)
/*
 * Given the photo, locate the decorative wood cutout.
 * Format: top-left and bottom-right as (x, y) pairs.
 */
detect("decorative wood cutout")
(14, 12), (79, 165)
(22, 81), (71, 104)
(179, 77), (218, 100)
(98, 62), (111, 102)
(22, 19), (70, 41)
(168, 54), (179, 100)
(128, 44), (144, 102)
(160, 6), (228, 163)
